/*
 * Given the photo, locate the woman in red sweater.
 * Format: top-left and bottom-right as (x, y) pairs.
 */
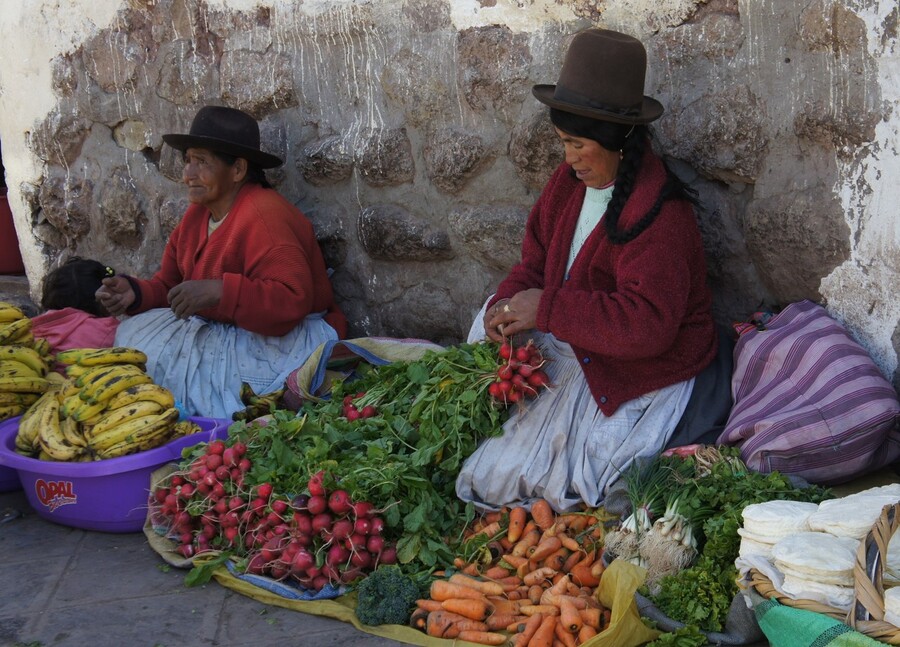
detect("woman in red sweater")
(456, 29), (722, 512)
(96, 106), (347, 419)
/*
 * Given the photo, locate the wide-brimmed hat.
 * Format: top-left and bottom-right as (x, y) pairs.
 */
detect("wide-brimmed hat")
(532, 29), (663, 125)
(162, 105), (283, 169)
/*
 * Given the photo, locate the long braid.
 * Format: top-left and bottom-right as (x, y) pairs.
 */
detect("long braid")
(604, 130), (646, 243)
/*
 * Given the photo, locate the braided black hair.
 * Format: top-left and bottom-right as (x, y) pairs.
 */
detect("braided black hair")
(550, 109), (699, 244)
(41, 257), (112, 316)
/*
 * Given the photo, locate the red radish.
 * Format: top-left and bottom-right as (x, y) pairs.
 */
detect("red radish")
(312, 575), (329, 591)
(368, 517), (385, 535)
(346, 408), (361, 421)
(527, 370), (550, 388)
(207, 440), (226, 455)
(326, 544), (350, 565)
(212, 483), (226, 500)
(350, 550), (372, 568)
(246, 552), (267, 575)
(170, 475), (185, 487)
(205, 453), (223, 471)
(224, 526), (240, 544)
(215, 465), (231, 481)
(222, 447), (237, 468)
(202, 471), (217, 488)
(497, 364), (514, 381)
(177, 543), (194, 558)
(331, 518), (354, 541)
(308, 471), (326, 497)
(214, 499), (228, 515)
(507, 389), (522, 403)
(178, 483), (195, 499)
(487, 382), (502, 399)
(379, 545), (398, 564)
(256, 483), (273, 500)
(499, 343), (512, 360)
(228, 496), (245, 511)
(232, 441), (247, 456)
(327, 490), (352, 515)
(343, 394), (354, 405)
(311, 512), (333, 534)
(154, 487), (169, 504)
(360, 405), (378, 418)
(345, 533), (367, 551)
(293, 512), (313, 535)
(515, 346), (531, 362)
(271, 499), (289, 515)
(517, 363), (534, 377)
(366, 535), (385, 554)
(249, 497), (267, 515)
(351, 501), (374, 518)
(291, 549), (314, 573)
(353, 517), (371, 535)
(307, 495), (328, 515)
(293, 532), (312, 547)
(238, 458), (252, 473)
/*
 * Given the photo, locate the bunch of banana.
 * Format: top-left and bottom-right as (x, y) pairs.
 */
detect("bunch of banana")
(232, 381), (286, 421)
(0, 343), (53, 421)
(0, 301), (34, 346)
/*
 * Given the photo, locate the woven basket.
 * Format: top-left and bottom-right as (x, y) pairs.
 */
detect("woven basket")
(750, 502), (900, 644)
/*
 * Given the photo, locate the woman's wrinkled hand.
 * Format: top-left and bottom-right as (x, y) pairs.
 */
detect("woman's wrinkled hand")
(95, 276), (136, 317)
(484, 289), (543, 341)
(167, 280), (223, 319)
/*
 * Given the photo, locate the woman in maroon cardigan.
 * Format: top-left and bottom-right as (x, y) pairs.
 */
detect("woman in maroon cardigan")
(456, 29), (719, 512)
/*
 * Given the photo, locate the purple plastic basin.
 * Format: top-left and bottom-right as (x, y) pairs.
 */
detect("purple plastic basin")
(0, 416), (231, 533)
(0, 462), (20, 492)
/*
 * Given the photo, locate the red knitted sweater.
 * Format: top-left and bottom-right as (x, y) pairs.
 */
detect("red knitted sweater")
(131, 183), (347, 338)
(492, 148), (717, 415)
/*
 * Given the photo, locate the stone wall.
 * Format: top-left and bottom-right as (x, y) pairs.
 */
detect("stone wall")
(1, 0), (899, 382)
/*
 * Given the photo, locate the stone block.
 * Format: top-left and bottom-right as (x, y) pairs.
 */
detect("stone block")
(356, 128), (415, 187)
(358, 204), (453, 261)
(424, 129), (489, 194)
(448, 205), (527, 272)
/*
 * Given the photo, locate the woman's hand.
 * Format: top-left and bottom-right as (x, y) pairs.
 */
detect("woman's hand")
(167, 280), (223, 319)
(95, 276), (136, 316)
(484, 289), (544, 341)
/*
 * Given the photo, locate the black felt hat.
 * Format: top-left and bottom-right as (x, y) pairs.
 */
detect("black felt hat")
(163, 106), (283, 169)
(532, 29), (664, 125)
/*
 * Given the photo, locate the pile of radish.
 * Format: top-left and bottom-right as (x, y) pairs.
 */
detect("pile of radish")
(341, 392), (378, 421)
(151, 441), (395, 591)
(487, 339), (550, 407)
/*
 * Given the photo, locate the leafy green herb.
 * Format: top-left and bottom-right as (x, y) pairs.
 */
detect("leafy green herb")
(646, 624), (709, 647)
(184, 551), (233, 587)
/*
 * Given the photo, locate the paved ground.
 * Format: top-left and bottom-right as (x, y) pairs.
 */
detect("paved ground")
(0, 487), (408, 647)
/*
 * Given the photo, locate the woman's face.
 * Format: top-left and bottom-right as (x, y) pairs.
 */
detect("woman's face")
(554, 128), (621, 189)
(182, 148), (242, 214)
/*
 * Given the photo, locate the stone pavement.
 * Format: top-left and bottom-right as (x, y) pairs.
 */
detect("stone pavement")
(0, 488), (407, 647)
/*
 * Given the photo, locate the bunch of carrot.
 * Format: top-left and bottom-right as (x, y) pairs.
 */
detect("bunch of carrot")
(411, 500), (613, 646)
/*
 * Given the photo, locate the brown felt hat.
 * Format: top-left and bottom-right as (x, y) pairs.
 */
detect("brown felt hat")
(163, 105), (283, 169)
(532, 29), (663, 125)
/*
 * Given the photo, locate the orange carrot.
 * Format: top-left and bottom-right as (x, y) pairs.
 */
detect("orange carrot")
(416, 598), (444, 612)
(486, 596), (523, 615)
(578, 624), (598, 642)
(410, 607), (429, 630)
(558, 533), (581, 553)
(486, 612), (524, 631)
(495, 575), (525, 590)
(518, 612), (544, 641)
(547, 573), (571, 595)
(442, 597), (492, 621)
(554, 617), (578, 646)
(559, 596), (583, 634)
(477, 521), (503, 538)
(577, 547), (597, 567)
(508, 505), (528, 543)
(579, 607), (601, 629)
(430, 579), (486, 601)
(530, 614), (558, 647)
(484, 565), (511, 580)
(523, 566), (558, 586)
(426, 610), (468, 637)
(569, 563), (600, 588)
(541, 591), (588, 610)
(454, 557), (468, 569)
(562, 549), (584, 574)
(590, 554), (606, 579)
(543, 547), (570, 572)
(502, 553), (530, 569)
(528, 584), (544, 604)
(457, 630), (507, 645)
(450, 573), (505, 596)
(520, 604), (560, 616)
(512, 528), (542, 556)
(483, 509), (504, 524)
(529, 536), (563, 562)
(462, 562), (481, 576)
(530, 499), (555, 530)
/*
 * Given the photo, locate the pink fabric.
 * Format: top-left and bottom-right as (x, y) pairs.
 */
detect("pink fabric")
(491, 147), (717, 415)
(30, 308), (119, 353)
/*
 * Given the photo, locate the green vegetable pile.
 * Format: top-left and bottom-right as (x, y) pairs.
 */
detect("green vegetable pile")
(225, 342), (508, 574)
(354, 565), (422, 626)
(641, 447), (832, 632)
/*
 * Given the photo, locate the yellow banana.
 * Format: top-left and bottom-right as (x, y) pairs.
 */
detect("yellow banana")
(75, 347), (147, 367)
(89, 407), (178, 453)
(0, 376), (52, 393)
(0, 359), (42, 379)
(83, 372), (153, 405)
(37, 449), (54, 461)
(106, 383), (175, 411)
(15, 392), (50, 453)
(45, 371), (66, 388)
(170, 420), (201, 439)
(55, 348), (103, 366)
(74, 363), (140, 389)
(60, 392), (86, 417)
(8, 330), (34, 346)
(0, 403), (27, 420)
(0, 318), (30, 344)
(93, 409), (179, 458)
(69, 399), (109, 423)
(32, 337), (51, 357)
(0, 303), (25, 323)
(85, 400), (164, 440)
(60, 416), (87, 448)
(37, 396), (83, 461)
(0, 344), (48, 375)
(0, 391), (39, 407)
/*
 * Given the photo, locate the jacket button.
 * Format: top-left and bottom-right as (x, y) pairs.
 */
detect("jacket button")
(600, 396), (608, 404)
(582, 357), (590, 364)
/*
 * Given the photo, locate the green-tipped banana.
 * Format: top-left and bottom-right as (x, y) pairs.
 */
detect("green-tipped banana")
(69, 399), (109, 423)
(83, 372), (153, 405)
(37, 396), (83, 461)
(0, 318), (31, 344)
(31, 337), (51, 357)
(106, 383), (175, 411)
(89, 407), (178, 453)
(85, 400), (164, 440)
(75, 347), (147, 367)
(54, 347), (104, 365)
(74, 363), (141, 390)
(0, 376), (52, 394)
(0, 344), (48, 376)
(0, 403), (27, 420)
(0, 359), (42, 379)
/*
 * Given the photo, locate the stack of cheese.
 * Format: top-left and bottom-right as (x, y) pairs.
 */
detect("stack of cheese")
(807, 484), (900, 540)
(738, 500), (819, 559)
(770, 531), (859, 611)
(885, 587), (900, 627)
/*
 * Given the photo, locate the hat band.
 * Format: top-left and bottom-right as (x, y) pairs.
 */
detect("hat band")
(554, 86), (641, 117)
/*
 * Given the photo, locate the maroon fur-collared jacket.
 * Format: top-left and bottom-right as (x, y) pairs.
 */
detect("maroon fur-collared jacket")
(491, 148), (717, 416)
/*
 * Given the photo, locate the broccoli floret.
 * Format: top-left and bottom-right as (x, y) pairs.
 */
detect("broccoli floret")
(354, 565), (421, 626)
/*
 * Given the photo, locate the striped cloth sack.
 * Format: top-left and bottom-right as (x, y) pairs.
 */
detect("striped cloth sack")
(717, 300), (900, 485)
